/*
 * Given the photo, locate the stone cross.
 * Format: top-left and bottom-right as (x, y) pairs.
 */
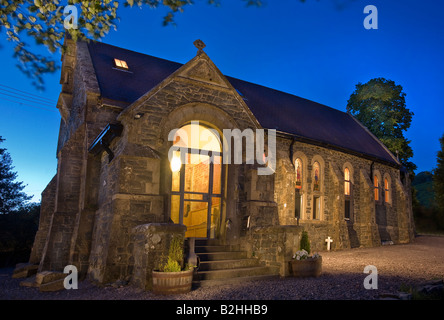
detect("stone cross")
(325, 236), (333, 251)
(193, 39), (206, 54)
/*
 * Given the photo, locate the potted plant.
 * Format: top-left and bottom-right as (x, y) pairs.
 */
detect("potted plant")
(288, 231), (322, 277)
(152, 236), (196, 295)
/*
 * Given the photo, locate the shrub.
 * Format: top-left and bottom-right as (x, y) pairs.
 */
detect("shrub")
(158, 235), (185, 272)
(300, 231), (311, 254)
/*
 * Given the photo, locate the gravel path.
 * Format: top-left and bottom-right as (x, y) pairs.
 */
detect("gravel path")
(1, 235), (443, 300)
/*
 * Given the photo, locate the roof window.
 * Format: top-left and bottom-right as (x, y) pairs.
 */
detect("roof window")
(114, 58), (128, 70)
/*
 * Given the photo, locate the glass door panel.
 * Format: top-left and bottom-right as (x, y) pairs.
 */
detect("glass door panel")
(170, 149), (223, 239)
(183, 200), (208, 238)
(171, 194), (181, 224)
(210, 197), (221, 238)
(212, 155), (222, 195)
(184, 152), (210, 194)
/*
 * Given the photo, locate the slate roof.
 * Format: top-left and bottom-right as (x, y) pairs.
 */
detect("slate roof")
(87, 41), (399, 166)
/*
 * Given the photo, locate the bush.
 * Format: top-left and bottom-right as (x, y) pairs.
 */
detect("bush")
(300, 231), (311, 254)
(0, 203), (40, 267)
(162, 257), (181, 272)
(158, 236), (185, 272)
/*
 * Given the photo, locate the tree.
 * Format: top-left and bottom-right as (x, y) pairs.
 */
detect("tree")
(433, 134), (444, 228)
(0, 202), (40, 267)
(346, 78), (416, 174)
(0, 136), (32, 214)
(0, 0), (264, 90)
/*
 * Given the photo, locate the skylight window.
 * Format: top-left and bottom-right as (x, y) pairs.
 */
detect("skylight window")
(114, 58), (128, 70)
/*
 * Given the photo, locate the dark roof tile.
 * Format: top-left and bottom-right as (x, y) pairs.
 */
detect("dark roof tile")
(86, 41), (398, 166)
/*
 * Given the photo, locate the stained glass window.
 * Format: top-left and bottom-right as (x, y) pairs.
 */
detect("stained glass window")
(344, 168), (350, 196)
(313, 162), (320, 192)
(295, 158), (302, 189)
(374, 175), (379, 201)
(384, 178), (390, 203)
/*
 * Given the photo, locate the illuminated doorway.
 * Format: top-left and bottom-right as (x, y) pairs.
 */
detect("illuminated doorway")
(170, 123), (223, 238)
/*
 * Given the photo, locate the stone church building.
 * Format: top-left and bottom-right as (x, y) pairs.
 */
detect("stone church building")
(29, 38), (414, 286)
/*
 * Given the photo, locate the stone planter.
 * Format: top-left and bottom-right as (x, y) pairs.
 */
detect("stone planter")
(288, 257), (322, 277)
(152, 269), (194, 295)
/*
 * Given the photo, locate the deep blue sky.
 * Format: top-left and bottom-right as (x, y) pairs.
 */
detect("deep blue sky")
(0, 0), (443, 202)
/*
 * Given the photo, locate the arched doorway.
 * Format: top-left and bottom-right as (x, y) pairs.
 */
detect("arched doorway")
(169, 122), (224, 238)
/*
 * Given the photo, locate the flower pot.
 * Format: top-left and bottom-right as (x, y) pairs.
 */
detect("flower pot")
(288, 256), (322, 277)
(152, 269), (194, 295)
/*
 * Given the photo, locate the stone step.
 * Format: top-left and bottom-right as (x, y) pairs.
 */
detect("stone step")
(12, 263), (38, 279)
(189, 238), (278, 286)
(194, 266), (275, 281)
(198, 258), (260, 271)
(194, 239), (220, 246)
(195, 245), (233, 253)
(196, 251), (247, 261)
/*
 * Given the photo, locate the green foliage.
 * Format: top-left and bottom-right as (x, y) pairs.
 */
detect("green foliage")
(159, 235), (185, 272)
(162, 256), (181, 272)
(0, 202), (40, 267)
(346, 78), (416, 174)
(413, 168), (444, 234)
(412, 171), (435, 208)
(168, 235), (184, 266)
(433, 134), (444, 228)
(0, 0), (265, 90)
(299, 231), (310, 254)
(0, 136), (32, 214)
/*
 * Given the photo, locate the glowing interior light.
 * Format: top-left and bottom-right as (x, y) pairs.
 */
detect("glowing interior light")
(114, 58), (128, 69)
(170, 153), (182, 172)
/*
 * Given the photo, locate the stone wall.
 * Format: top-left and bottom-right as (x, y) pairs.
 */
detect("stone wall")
(31, 40), (414, 289)
(38, 128), (85, 271)
(29, 175), (57, 265)
(243, 226), (302, 277)
(87, 139), (166, 283)
(274, 137), (413, 251)
(131, 223), (186, 290)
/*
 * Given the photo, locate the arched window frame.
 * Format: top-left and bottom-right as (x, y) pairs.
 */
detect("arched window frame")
(343, 162), (354, 221)
(344, 167), (351, 196)
(383, 173), (392, 205)
(313, 161), (321, 192)
(311, 155), (325, 220)
(292, 151), (308, 221)
(373, 170), (382, 203)
(295, 158), (303, 190)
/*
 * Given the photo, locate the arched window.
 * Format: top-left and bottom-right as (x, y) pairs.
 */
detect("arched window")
(295, 158), (303, 219)
(374, 175), (379, 201)
(295, 158), (302, 189)
(313, 162), (320, 192)
(344, 168), (351, 196)
(384, 178), (390, 203)
(312, 161), (321, 220)
(170, 122), (223, 238)
(344, 168), (351, 220)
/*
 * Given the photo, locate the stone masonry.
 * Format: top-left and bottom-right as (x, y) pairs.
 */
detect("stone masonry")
(29, 39), (415, 287)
